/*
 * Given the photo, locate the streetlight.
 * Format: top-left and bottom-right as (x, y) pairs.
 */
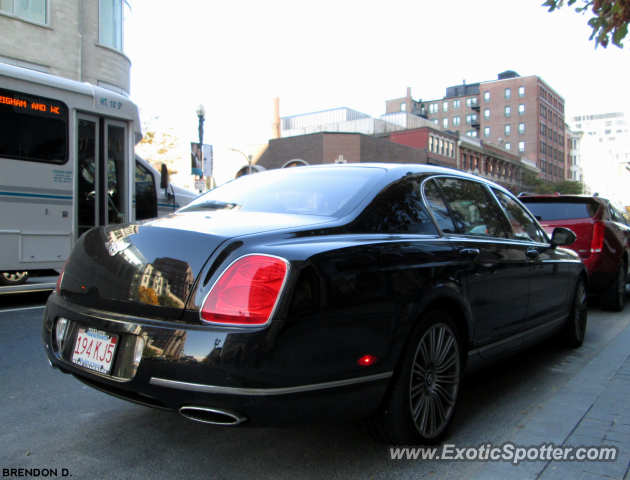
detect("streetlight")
(196, 104), (206, 148)
(229, 148), (252, 175)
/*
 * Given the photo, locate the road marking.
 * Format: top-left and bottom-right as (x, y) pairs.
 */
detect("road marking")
(0, 305), (46, 314)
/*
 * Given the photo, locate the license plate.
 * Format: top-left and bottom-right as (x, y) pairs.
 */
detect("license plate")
(72, 327), (118, 374)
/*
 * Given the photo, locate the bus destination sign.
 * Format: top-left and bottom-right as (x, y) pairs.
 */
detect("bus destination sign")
(0, 90), (66, 117)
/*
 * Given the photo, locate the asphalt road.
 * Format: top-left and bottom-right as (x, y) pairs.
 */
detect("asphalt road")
(1, 291), (629, 480)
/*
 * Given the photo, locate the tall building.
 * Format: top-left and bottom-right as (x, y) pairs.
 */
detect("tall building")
(568, 112), (630, 204)
(386, 71), (566, 182)
(0, 0), (132, 96)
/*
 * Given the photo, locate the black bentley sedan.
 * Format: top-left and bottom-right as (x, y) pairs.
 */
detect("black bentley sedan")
(43, 164), (587, 445)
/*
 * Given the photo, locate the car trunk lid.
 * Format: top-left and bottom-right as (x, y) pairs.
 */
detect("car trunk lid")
(522, 198), (601, 259)
(61, 211), (334, 320)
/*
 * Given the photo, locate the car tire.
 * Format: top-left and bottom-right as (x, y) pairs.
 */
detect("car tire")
(0, 271), (29, 286)
(562, 278), (588, 348)
(600, 262), (626, 312)
(367, 310), (462, 445)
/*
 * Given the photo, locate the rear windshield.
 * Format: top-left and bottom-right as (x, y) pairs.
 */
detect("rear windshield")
(521, 199), (600, 221)
(179, 166), (387, 217)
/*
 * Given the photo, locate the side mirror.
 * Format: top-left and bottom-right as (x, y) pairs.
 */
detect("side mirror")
(550, 227), (577, 247)
(160, 164), (169, 189)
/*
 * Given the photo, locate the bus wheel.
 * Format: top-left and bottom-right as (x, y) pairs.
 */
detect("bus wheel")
(0, 271), (29, 286)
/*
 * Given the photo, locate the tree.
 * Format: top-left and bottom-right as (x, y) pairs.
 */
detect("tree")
(136, 115), (181, 174)
(520, 172), (584, 194)
(543, 0), (630, 49)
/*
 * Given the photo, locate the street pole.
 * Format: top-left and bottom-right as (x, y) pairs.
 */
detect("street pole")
(229, 148), (252, 175)
(196, 104), (206, 192)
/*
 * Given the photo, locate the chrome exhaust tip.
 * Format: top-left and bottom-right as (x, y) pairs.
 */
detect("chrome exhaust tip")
(179, 406), (248, 426)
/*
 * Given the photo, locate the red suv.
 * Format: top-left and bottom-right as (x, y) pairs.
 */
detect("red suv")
(520, 194), (630, 311)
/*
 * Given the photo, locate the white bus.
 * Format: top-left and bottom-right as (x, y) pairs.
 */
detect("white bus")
(0, 63), (197, 288)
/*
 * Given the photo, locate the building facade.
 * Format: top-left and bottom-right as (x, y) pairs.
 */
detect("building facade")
(0, 0), (132, 95)
(568, 112), (630, 203)
(386, 71), (566, 182)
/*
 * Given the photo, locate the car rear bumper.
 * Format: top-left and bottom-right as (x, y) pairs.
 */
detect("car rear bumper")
(42, 293), (391, 427)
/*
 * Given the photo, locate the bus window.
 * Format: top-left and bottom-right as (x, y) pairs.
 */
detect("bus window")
(0, 87), (68, 163)
(78, 118), (97, 237)
(135, 161), (157, 220)
(106, 124), (126, 224)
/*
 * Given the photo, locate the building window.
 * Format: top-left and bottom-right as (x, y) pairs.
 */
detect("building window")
(449, 142), (454, 157)
(505, 106), (511, 117)
(432, 118), (438, 125)
(466, 130), (477, 137)
(518, 104), (525, 115)
(0, 0), (47, 23)
(429, 103), (438, 114)
(443, 101), (448, 112)
(484, 109), (490, 119)
(484, 127), (490, 138)
(505, 125), (511, 136)
(400, 103), (406, 112)
(505, 142), (511, 150)
(99, 0), (132, 53)
(443, 118), (449, 129)
(518, 123), (525, 134)
(453, 116), (461, 126)
(518, 86), (525, 97)
(453, 99), (461, 109)
(466, 97), (477, 107)
(462, 155), (467, 169)
(440, 139), (444, 155)
(518, 141), (525, 152)
(429, 136), (434, 152)
(466, 114), (477, 124)
(484, 92), (490, 102)
(505, 88), (511, 99)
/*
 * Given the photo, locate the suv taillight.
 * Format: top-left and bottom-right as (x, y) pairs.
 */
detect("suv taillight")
(591, 221), (605, 254)
(200, 255), (289, 326)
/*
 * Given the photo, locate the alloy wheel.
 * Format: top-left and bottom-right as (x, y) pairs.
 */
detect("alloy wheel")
(409, 323), (460, 438)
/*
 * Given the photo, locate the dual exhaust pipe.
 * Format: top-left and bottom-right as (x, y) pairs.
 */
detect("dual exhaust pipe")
(179, 406), (247, 426)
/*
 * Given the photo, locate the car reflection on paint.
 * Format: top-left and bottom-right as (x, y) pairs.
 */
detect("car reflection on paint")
(43, 164), (587, 445)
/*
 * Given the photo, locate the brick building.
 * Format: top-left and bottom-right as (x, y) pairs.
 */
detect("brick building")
(0, 0), (132, 96)
(386, 71), (566, 182)
(254, 128), (535, 191)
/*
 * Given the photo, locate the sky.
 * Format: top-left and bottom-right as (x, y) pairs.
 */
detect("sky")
(128, 0), (630, 186)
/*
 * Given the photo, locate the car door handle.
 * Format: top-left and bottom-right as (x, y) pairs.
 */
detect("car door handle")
(526, 249), (540, 259)
(459, 248), (480, 259)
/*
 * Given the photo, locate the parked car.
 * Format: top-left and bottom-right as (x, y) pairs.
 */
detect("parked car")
(43, 164), (586, 446)
(520, 194), (630, 312)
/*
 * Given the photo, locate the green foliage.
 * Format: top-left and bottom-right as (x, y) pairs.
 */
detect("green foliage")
(543, 0), (630, 48)
(521, 172), (584, 194)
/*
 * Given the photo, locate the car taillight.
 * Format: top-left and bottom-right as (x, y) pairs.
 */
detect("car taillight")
(55, 260), (68, 293)
(591, 221), (605, 254)
(200, 255), (289, 326)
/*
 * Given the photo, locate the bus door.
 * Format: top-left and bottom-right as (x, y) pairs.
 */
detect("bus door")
(77, 115), (129, 238)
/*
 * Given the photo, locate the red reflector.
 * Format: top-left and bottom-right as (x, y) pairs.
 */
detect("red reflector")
(201, 255), (288, 326)
(358, 355), (378, 366)
(591, 221), (605, 253)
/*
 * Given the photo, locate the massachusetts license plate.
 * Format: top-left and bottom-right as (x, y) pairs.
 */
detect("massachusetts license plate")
(72, 327), (118, 374)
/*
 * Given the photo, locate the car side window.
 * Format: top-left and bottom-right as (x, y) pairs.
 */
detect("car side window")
(357, 174), (438, 234)
(433, 178), (508, 238)
(492, 189), (547, 243)
(423, 179), (457, 233)
(611, 204), (628, 226)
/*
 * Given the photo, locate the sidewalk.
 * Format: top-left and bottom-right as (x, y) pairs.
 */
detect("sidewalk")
(467, 320), (630, 480)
